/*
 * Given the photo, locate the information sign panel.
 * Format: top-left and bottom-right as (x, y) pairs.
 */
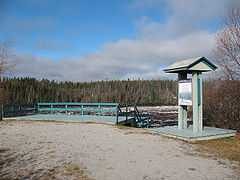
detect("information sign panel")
(179, 79), (192, 106)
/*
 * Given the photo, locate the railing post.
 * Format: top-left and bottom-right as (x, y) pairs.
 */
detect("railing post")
(12, 106), (14, 117)
(98, 105), (100, 116)
(116, 104), (119, 124)
(19, 105), (21, 116)
(81, 104), (83, 116)
(38, 103), (39, 115)
(65, 104), (68, 115)
(126, 104), (128, 121)
(35, 104), (37, 114)
(2, 104), (4, 119)
(147, 117), (149, 128)
(134, 104), (136, 119)
(51, 104), (53, 115)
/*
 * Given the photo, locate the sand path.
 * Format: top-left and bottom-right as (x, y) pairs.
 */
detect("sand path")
(0, 121), (238, 180)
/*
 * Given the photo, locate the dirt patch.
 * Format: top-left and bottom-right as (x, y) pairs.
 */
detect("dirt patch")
(0, 121), (239, 179)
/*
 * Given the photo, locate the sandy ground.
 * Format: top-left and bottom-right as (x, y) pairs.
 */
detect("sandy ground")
(0, 121), (239, 180)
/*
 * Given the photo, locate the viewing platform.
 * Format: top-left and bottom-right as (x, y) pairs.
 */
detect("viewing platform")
(149, 125), (236, 142)
(2, 102), (236, 142)
(2, 103), (149, 127)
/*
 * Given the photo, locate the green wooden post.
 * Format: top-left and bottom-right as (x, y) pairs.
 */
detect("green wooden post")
(116, 104), (119, 124)
(65, 104), (68, 115)
(12, 106), (14, 117)
(134, 104), (136, 120)
(19, 105), (21, 116)
(51, 104), (53, 115)
(81, 104), (83, 116)
(38, 104), (39, 115)
(147, 117), (149, 128)
(35, 104), (37, 114)
(98, 105), (101, 116)
(198, 73), (203, 131)
(192, 72), (203, 132)
(2, 104), (4, 119)
(192, 72), (199, 132)
(126, 104), (128, 121)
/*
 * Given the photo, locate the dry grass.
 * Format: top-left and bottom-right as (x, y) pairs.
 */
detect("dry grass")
(192, 133), (240, 171)
(115, 124), (135, 130)
(62, 163), (91, 180)
(0, 147), (8, 153)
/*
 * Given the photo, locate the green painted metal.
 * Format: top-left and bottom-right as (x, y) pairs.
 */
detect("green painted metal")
(51, 105), (53, 115)
(81, 104), (83, 116)
(11, 106), (14, 117)
(38, 103), (120, 123)
(19, 105), (21, 116)
(164, 57), (217, 134)
(147, 117), (149, 128)
(149, 125), (236, 141)
(3, 103), (37, 107)
(3, 103), (120, 124)
(2, 102), (148, 127)
(126, 104), (128, 121)
(2, 104), (4, 118)
(38, 108), (116, 112)
(98, 105), (100, 116)
(38, 104), (40, 115)
(118, 104), (150, 127)
(2, 103), (38, 118)
(197, 77), (201, 105)
(164, 57), (217, 73)
(198, 73), (203, 131)
(116, 105), (119, 124)
(38, 102), (118, 106)
(188, 57), (217, 71)
(35, 104), (37, 114)
(192, 72), (200, 132)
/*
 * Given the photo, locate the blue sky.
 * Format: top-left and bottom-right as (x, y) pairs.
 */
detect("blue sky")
(0, 0), (227, 81)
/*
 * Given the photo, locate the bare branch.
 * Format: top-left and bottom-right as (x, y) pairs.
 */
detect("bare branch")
(0, 37), (18, 79)
(213, 1), (240, 81)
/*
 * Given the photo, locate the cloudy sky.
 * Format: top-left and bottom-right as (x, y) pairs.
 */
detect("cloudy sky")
(0, 0), (227, 81)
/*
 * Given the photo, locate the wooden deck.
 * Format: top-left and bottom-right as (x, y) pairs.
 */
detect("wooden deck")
(149, 125), (236, 141)
(3, 114), (135, 125)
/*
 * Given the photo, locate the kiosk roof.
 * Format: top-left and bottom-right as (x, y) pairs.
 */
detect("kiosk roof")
(164, 56), (217, 73)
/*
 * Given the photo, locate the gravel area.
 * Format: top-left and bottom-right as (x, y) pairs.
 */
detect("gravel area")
(0, 120), (238, 180)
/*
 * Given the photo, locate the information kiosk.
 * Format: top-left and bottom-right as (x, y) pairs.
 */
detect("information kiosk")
(164, 57), (217, 132)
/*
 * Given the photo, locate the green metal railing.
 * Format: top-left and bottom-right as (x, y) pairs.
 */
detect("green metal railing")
(37, 103), (119, 123)
(2, 103), (120, 123)
(2, 102), (149, 127)
(118, 104), (150, 128)
(2, 103), (38, 118)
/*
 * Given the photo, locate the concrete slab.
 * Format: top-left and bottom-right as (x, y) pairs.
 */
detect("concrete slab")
(149, 125), (236, 142)
(3, 114), (129, 124)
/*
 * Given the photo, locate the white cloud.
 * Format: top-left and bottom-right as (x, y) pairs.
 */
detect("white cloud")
(13, 0), (223, 81)
(131, 0), (225, 38)
(15, 29), (215, 81)
(30, 38), (76, 52)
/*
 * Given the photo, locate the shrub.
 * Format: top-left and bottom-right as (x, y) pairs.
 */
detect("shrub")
(203, 80), (240, 132)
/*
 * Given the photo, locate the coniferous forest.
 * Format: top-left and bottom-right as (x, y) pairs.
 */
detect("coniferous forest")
(0, 77), (217, 106)
(1, 77), (179, 105)
(0, 77), (238, 131)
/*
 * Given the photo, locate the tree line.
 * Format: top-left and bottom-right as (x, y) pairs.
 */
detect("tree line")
(0, 1), (239, 131)
(1, 77), (179, 105)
